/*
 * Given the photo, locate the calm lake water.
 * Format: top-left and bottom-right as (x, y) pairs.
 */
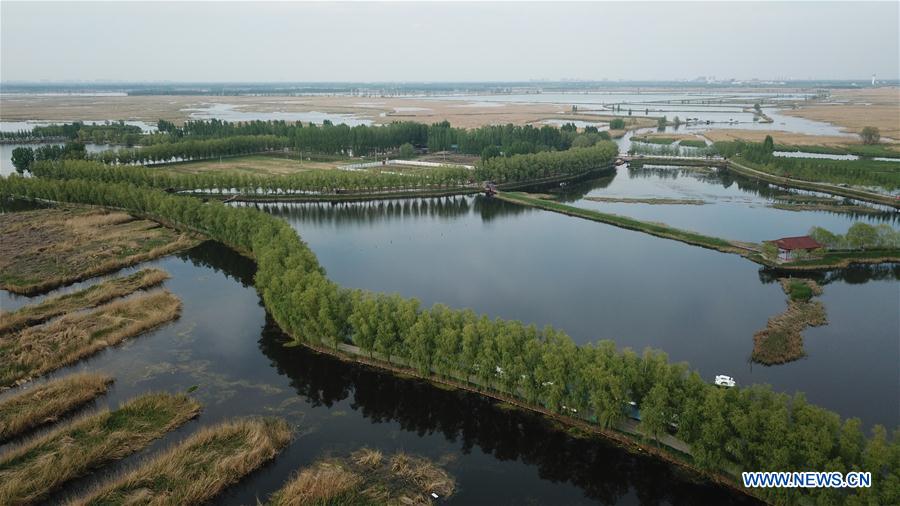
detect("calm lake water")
(560, 164), (899, 242)
(0, 241), (761, 505)
(260, 196), (899, 429)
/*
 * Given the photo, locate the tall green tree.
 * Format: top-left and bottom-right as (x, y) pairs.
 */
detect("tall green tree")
(860, 126), (881, 145)
(10, 147), (34, 173)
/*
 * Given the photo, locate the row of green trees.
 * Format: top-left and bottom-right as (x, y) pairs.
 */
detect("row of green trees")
(810, 223), (900, 250)
(714, 137), (776, 161)
(0, 121), (144, 145)
(475, 142), (617, 182)
(30, 159), (471, 195)
(761, 157), (900, 191)
(92, 135), (290, 165)
(9, 120), (604, 170)
(31, 144), (618, 194)
(715, 137), (900, 190)
(143, 120), (582, 158)
(428, 121), (578, 154)
(1, 175), (896, 505)
(10, 143), (88, 173)
(147, 120), (429, 156)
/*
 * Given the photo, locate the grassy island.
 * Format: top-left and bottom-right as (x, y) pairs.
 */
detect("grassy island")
(0, 207), (196, 294)
(0, 268), (169, 334)
(269, 448), (455, 506)
(0, 393), (200, 505)
(752, 279), (827, 365)
(0, 373), (113, 441)
(72, 417), (292, 506)
(1, 290), (181, 387)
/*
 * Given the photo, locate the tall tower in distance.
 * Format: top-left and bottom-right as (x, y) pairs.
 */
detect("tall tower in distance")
(872, 73), (876, 86)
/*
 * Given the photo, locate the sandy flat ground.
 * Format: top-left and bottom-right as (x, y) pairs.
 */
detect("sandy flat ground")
(5, 88), (895, 137)
(830, 87), (900, 105)
(701, 129), (899, 149)
(781, 104), (900, 139)
(780, 87), (900, 139)
(0, 94), (643, 129)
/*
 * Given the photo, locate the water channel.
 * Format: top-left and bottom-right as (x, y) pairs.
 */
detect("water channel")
(0, 238), (763, 505)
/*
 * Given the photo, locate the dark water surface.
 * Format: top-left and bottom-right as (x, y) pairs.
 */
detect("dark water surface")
(1, 191), (896, 504)
(260, 195), (899, 429)
(0, 242), (760, 505)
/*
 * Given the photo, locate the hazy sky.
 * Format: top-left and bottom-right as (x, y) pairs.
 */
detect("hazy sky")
(2, 1), (898, 82)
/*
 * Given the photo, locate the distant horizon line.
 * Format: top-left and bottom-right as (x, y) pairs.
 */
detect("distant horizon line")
(2, 78), (898, 84)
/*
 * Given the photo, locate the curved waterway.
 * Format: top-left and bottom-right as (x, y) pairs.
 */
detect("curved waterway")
(259, 196), (899, 429)
(0, 241), (759, 505)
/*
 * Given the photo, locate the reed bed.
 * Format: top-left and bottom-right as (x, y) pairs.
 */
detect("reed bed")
(0, 290), (181, 388)
(268, 461), (364, 506)
(269, 448), (455, 506)
(0, 207), (196, 295)
(72, 417), (292, 506)
(0, 373), (113, 442)
(0, 392), (200, 505)
(752, 279), (827, 365)
(0, 268), (170, 334)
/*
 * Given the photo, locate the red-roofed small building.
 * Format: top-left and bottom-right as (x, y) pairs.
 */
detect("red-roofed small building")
(771, 235), (824, 261)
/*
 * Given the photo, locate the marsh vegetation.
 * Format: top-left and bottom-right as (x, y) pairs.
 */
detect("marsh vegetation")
(752, 279), (827, 365)
(1, 290), (181, 387)
(0, 393), (200, 504)
(0, 373), (112, 441)
(0, 207), (195, 294)
(269, 448), (455, 506)
(0, 268), (169, 334)
(72, 417), (292, 506)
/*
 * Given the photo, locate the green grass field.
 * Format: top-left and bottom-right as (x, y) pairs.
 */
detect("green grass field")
(161, 154), (351, 176)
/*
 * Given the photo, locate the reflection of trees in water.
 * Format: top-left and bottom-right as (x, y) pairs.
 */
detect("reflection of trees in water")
(257, 319), (759, 506)
(241, 196), (533, 225)
(587, 166), (899, 223)
(551, 174), (617, 203)
(758, 263), (900, 286)
(472, 195), (532, 221)
(252, 197), (473, 226)
(176, 241), (256, 287)
(178, 241), (257, 288)
(627, 166), (693, 180)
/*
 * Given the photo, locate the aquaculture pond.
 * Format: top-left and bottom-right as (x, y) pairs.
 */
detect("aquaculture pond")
(260, 196), (899, 429)
(558, 164), (899, 242)
(0, 240), (759, 506)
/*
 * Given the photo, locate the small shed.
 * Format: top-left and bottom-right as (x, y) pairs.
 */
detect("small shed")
(771, 235), (823, 261)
